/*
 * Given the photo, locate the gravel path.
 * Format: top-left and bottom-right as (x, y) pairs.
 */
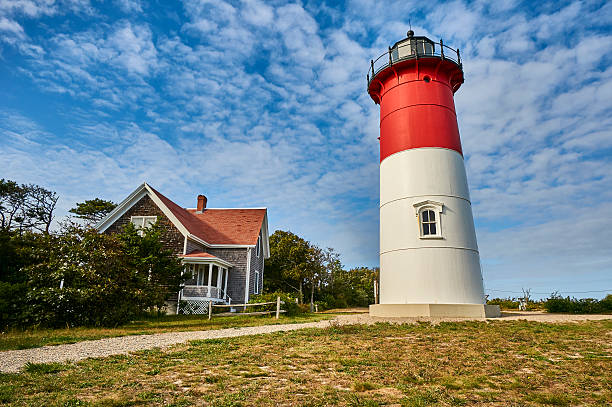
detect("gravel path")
(1, 312), (609, 373)
(0, 318), (343, 374)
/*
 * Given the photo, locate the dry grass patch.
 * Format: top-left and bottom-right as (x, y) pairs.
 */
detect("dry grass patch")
(0, 320), (610, 406)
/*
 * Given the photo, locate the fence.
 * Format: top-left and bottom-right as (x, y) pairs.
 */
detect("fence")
(207, 296), (285, 320)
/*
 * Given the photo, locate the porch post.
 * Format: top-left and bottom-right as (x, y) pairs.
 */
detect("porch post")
(207, 263), (213, 296)
(223, 268), (229, 300)
(216, 266), (223, 292)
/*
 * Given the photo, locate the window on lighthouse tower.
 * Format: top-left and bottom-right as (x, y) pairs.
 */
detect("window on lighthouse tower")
(421, 210), (437, 235)
(414, 200), (443, 239)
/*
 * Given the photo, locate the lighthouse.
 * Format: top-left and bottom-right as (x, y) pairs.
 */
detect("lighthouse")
(367, 31), (500, 318)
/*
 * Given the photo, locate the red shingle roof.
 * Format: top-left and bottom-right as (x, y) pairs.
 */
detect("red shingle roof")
(148, 185), (265, 246)
(180, 251), (216, 258)
(184, 208), (266, 245)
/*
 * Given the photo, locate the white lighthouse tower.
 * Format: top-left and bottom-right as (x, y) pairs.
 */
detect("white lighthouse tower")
(367, 32), (500, 318)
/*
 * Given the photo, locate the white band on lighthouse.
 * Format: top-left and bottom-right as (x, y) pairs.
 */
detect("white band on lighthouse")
(379, 147), (485, 305)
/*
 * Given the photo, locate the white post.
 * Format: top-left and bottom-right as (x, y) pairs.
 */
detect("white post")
(208, 300), (213, 320)
(275, 296), (280, 319)
(216, 266), (223, 294)
(207, 263), (213, 296)
(223, 268), (229, 301)
(374, 280), (378, 304)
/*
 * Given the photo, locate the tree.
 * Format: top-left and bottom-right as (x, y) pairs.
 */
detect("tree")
(21, 223), (184, 327)
(306, 246), (339, 312)
(117, 222), (184, 311)
(266, 230), (380, 310)
(69, 198), (117, 225)
(265, 230), (312, 303)
(0, 179), (58, 234)
(26, 184), (59, 234)
(0, 179), (27, 230)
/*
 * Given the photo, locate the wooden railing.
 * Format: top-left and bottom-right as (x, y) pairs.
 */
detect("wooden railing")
(207, 296), (285, 320)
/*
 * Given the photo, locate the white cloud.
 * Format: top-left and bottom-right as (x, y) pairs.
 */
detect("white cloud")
(106, 22), (158, 76)
(0, 16), (25, 37)
(114, 0), (142, 13)
(2, 0), (612, 290)
(0, 0), (57, 18)
(240, 0), (273, 26)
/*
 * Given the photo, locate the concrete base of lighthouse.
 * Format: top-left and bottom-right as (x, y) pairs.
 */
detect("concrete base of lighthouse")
(369, 303), (501, 319)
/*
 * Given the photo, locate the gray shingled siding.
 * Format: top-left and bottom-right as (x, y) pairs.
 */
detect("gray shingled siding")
(249, 235), (265, 297)
(207, 248), (250, 304)
(185, 238), (204, 254)
(105, 195), (184, 255)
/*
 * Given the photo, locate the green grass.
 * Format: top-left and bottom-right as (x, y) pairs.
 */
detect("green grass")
(0, 313), (332, 351)
(0, 320), (610, 406)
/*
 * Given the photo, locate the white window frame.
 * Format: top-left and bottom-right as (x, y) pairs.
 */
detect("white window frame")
(130, 216), (157, 235)
(413, 201), (443, 240)
(254, 270), (260, 294)
(256, 237), (261, 257)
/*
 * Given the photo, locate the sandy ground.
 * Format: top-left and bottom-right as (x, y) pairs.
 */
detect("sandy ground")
(1, 312), (609, 373)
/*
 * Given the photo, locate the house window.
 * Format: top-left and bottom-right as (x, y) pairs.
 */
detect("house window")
(131, 216), (157, 235)
(254, 270), (260, 294)
(256, 237), (261, 257)
(421, 209), (437, 236)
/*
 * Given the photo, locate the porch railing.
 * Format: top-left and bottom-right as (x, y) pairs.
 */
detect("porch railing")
(181, 285), (224, 300)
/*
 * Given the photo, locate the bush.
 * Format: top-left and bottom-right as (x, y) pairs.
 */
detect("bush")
(487, 297), (542, 311)
(601, 294), (612, 311)
(543, 294), (611, 314)
(15, 224), (183, 328)
(320, 293), (347, 310)
(487, 297), (520, 310)
(0, 282), (27, 327)
(249, 291), (303, 316)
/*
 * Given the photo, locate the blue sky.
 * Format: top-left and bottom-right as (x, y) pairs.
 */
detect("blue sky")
(1, 0), (611, 299)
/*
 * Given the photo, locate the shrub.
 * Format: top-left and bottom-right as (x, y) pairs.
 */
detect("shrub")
(600, 294), (612, 311)
(0, 282), (27, 327)
(19, 224), (183, 328)
(487, 297), (542, 311)
(487, 298), (520, 310)
(543, 294), (611, 314)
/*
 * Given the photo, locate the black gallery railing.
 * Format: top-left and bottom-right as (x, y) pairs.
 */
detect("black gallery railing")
(367, 38), (462, 86)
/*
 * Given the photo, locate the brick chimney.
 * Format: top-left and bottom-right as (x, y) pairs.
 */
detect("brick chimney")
(196, 195), (207, 213)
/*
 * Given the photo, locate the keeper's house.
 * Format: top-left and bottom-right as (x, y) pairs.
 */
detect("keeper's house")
(96, 183), (270, 314)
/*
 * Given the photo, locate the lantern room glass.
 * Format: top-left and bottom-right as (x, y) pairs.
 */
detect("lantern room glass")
(391, 37), (435, 63)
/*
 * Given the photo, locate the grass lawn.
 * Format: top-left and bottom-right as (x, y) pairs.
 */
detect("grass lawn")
(0, 313), (333, 351)
(1, 320), (610, 406)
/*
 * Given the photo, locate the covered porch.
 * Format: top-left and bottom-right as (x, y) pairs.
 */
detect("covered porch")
(178, 251), (233, 314)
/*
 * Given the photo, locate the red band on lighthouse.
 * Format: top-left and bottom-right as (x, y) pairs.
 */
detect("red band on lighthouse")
(369, 58), (465, 162)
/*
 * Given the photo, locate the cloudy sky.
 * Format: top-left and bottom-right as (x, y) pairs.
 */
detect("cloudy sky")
(1, 0), (611, 298)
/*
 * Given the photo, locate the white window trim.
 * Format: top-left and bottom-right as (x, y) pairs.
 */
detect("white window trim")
(256, 237), (261, 257)
(130, 216), (157, 235)
(413, 200), (444, 240)
(254, 270), (260, 294)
